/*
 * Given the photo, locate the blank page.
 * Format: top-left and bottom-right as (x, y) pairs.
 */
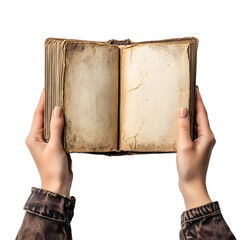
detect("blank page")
(120, 42), (190, 152)
(64, 42), (119, 152)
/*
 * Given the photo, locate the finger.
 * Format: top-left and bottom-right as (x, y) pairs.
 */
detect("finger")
(49, 106), (64, 146)
(195, 86), (212, 137)
(177, 107), (193, 148)
(29, 88), (45, 141)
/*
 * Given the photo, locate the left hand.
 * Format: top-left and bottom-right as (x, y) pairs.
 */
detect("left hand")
(25, 88), (73, 197)
(176, 86), (215, 210)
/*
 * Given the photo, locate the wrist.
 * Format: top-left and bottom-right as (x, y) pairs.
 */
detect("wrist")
(179, 180), (212, 210)
(41, 181), (71, 197)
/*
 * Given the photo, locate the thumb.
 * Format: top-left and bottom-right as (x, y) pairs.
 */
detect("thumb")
(177, 107), (192, 148)
(49, 106), (64, 146)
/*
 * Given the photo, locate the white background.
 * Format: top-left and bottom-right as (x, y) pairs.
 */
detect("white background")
(0, 0), (239, 239)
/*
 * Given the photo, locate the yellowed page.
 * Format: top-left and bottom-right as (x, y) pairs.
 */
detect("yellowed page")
(64, 42), (119, 152)
(120, 42), (190, 152)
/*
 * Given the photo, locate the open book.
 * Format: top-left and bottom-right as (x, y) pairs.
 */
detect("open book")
(43, 37), (198, 155)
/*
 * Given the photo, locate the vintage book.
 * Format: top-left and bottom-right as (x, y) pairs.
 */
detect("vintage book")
(43, 37), (198, 155)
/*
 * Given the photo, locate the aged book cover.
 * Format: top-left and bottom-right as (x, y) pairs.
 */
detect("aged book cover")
(43, 37), (198, 155)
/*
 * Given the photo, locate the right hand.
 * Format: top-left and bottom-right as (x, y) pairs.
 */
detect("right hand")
(25, 89), (73, 197)
(176, 86), (216, 210)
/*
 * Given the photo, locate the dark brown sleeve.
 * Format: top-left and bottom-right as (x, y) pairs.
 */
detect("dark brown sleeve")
(180, 201), (236, 240)
(16, 187), (76, 240)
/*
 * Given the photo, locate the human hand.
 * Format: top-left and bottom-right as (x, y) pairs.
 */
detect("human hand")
(176, 86), (216, 210)
(25, 89), (73, 197)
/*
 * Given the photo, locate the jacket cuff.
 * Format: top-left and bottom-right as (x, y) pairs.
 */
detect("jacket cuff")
(24, 187), (76, 223)
(181, 201), (221, 225)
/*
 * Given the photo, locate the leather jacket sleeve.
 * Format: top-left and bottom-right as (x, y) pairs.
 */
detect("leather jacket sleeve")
(16, 187), (76, 240)
(180, 201), (236, 239)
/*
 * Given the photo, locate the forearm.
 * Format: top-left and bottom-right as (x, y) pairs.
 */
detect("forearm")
(179, 180), (212, 210)
(16, 187), (75, 240)
(180, 201), (236, 240)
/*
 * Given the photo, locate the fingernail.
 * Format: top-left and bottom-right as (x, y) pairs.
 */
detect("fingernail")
(54, 106), (62, 118)
(179, 107), (188, 118)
